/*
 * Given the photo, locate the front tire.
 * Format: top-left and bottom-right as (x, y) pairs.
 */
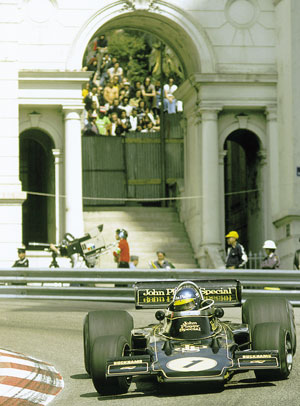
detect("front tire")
(252, 322), (293, 381)
(90, 335), (131, 395)
(242, 297), (296, 354)
(83, 310), (133, 375)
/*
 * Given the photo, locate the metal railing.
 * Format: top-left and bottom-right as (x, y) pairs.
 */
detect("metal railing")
(1, 268), (300, 305)
(247, 251), (264, 269)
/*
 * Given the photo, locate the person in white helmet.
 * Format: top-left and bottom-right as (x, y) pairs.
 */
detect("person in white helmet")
(261, 240), (280, 269)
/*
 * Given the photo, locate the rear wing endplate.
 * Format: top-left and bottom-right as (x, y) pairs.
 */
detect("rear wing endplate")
(134, 279), (242, 309)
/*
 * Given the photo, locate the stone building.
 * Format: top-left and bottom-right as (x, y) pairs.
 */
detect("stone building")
(0, 0), (298, 268)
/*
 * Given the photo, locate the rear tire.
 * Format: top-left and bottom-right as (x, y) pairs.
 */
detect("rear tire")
(90, 335), (131, 395)
(83, 310), (133, 375)
(242, 297), (296, 354)
(252, 322), (292, 381)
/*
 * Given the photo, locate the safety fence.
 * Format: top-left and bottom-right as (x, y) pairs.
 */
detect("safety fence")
(1, 268), (300, 306)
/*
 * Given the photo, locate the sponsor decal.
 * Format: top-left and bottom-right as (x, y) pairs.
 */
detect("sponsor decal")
(179, 321), (201, 332)
(241, 354), (272, 359)
(179, 345), (200, 353)
(202, 288), (232, 295)
(113, 360), (143, 365)
(143, 288), (175, 296)
(139, 288), (174, 304)
(137, 286), (238, 305)
(166, 357), (217, 372)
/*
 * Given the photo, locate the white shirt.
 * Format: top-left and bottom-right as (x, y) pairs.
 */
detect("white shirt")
(119, 104), (132, 116)
(111, 122), (117, 136)
(129, 115), (138, 131)
(108, 66), (123, 78)
(164, 83), (177, 97)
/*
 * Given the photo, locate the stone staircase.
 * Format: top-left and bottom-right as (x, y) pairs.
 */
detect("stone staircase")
(83, 206), (198, 269)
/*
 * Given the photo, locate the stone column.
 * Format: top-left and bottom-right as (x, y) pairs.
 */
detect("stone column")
(257, 149), (268, 239)
(200, 108), (222, 248)
(52, 149), (62, 245)
(219, 150), (227, 250)
(182, 109), (203, 256)
(63, 107), (84, 238)
(0, 1), (27, 265)
(265, 106), (279, 216)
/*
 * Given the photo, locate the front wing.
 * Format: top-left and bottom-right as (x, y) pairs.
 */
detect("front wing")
(106, 350), (280, 382)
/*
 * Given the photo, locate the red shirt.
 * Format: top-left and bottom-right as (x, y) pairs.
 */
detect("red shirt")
(113, 238), (130, 263)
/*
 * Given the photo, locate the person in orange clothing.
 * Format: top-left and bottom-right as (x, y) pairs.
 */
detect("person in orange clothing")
(113, 229), (130, 268)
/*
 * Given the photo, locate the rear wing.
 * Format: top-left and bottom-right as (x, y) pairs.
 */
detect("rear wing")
(134, 279), (242, 309)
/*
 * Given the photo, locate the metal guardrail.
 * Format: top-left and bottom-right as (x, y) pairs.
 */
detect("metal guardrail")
(1, 268), (300, 305)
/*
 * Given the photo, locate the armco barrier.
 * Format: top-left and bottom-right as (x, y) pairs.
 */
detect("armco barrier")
(1, 268), (300, 305)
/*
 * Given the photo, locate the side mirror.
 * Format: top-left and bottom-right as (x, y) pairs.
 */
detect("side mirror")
(215, 308), (224, 318)
(155, 310), (165, 321)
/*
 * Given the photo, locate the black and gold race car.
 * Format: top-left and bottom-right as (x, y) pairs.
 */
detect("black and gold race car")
(83, 279), (296, 395)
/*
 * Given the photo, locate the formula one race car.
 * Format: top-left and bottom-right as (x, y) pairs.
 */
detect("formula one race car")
(83, 279), (296, 395)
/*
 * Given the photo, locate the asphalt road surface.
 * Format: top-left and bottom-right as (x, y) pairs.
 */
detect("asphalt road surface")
(0, 299), (299, 406)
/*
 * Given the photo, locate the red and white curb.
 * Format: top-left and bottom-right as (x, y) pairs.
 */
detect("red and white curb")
(0, 349), (64, 405)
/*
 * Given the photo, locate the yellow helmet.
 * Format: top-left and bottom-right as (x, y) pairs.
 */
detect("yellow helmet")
(226, 231), (239, 239)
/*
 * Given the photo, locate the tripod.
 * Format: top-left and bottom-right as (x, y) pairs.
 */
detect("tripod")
(49, 251), (59, 268)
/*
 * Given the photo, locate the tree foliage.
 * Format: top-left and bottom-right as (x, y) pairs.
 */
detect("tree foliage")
(85, 29), (184, 85)
(107, 30), (152, 83)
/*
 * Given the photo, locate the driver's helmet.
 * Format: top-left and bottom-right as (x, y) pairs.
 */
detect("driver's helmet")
(173, 286), (200, 312)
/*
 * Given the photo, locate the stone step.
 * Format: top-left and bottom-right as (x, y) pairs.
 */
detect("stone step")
(99, 240), (195, 253)
(84, 210), (180, 222)
(84, 207), (178, 214)
(83, 207), (198, 269)
(84, 222), (185, 232)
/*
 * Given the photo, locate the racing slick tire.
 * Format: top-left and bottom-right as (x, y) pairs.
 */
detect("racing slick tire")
(90, 335), (131, 395)
(252, 322), (293, 381)
(242, 297), (296, 354)
(83, 310), (133, 375)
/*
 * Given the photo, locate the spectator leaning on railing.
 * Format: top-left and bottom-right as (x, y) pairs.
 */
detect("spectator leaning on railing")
(95, 106), (111, 136)
(81, 32), (184, 138)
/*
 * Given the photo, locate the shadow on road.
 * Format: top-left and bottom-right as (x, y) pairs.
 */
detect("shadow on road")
(71, 373), (90, 380)
(76, 374), (276, 401)
(225, 378), (276, 390)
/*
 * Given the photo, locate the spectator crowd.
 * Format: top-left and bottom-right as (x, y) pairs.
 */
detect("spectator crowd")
(81, 34), (182, 136)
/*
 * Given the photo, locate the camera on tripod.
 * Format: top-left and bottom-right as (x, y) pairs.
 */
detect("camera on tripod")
(28, 224), (110, 268)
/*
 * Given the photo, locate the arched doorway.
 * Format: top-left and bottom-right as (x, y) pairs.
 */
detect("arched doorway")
(80, 21), (189, 207)
(66, 3), (213, 75)
(224, 129), (263, 254)
(20, 129), (55, 245)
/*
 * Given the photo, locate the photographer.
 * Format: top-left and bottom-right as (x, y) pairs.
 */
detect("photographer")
(29, 225), (106, 270)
